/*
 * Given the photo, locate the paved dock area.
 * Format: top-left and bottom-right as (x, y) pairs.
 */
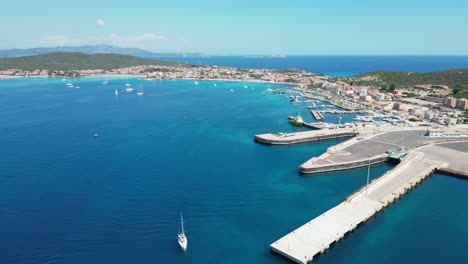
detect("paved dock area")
(300, 129), (465, 173)
(416, 141), (468, 173)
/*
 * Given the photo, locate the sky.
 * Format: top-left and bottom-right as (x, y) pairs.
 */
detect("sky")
(2, 0), (468, 55)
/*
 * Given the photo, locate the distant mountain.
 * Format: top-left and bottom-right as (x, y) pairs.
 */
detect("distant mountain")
(0, 44), (206, 58)
(0, 52), (184, 71)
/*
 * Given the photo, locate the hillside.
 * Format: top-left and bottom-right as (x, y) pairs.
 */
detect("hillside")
(0, 44), (206, 58)
(0, 52), (184, 71)
(342, 69), (468, 98)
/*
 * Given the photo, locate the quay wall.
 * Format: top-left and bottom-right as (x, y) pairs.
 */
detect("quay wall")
(254, 133), (356, 145)
(300, 154), (389, 174)
(436, 168), (468, 180)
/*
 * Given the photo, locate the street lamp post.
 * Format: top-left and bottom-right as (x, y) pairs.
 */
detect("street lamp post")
(366, 153), (371, 197)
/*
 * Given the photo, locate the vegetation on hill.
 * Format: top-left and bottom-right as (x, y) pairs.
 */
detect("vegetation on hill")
(0, 52), (184, 71)
(341, 69), (468, 98)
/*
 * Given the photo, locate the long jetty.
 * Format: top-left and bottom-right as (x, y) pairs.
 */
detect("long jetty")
(271, 154), (438, 263)
(254, 129), (358, 145)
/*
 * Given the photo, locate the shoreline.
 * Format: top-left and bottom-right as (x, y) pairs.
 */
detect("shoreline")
(0, 74), (300, 87)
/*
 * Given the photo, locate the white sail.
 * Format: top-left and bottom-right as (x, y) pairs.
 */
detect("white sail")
(137, 84), (144, 96)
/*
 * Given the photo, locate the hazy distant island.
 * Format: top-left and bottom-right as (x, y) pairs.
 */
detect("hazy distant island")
(0, 44), (206, 58)
(243, 55), (287, 58)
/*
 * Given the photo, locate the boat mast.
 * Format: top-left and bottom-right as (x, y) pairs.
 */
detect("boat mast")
(180, 212), (185, 234)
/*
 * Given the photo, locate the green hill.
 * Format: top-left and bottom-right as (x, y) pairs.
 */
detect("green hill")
(342, 69), (468, 98)
(0, 52), (184, 71)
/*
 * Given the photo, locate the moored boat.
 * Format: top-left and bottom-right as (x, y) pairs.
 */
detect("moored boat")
(288, 112), (304, 126)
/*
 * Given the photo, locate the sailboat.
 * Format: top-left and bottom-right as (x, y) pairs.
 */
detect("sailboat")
(74, 76), (80, 89)
(178, 212), (188, 251)
(137, 84), (144, 96)
(114, 89), (119, 96)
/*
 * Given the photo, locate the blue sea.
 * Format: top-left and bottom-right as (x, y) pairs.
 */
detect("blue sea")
(0, 77), (466, 264)
(148, 55), (468, 76)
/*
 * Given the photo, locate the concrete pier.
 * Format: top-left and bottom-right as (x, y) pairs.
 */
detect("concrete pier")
(302, 122), (323, 130)
(271, 154), (438, 263)
(310, 110), (323, 120)
(254, 129), (357, 145)
(299, 129), (465, 174)
(270, 140), (468, 263)
(300, 153), (389, 174)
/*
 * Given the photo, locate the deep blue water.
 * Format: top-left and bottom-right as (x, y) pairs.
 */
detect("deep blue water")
(148, 55), (468, 76)
(0, 78), (466, 264)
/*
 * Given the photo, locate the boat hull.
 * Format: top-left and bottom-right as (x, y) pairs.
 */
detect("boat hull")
(178, 234), (187, 251)
(288, 117), (303, 126)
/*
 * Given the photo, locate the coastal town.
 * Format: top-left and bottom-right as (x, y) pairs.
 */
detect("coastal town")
(1, 63), (467, 127)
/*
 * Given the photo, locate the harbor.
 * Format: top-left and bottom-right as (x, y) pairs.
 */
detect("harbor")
(270, 140), (468, 263)
(255, 110), (468, 263)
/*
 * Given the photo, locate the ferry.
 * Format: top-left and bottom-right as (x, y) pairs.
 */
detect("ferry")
(288, 113), (304, 126)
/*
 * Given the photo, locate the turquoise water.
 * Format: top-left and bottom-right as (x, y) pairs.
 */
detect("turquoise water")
(0, 78), (466, 263)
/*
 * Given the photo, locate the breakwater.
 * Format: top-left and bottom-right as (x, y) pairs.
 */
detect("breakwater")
(254, 129), (357, 145)
(299, 154), (389, 174)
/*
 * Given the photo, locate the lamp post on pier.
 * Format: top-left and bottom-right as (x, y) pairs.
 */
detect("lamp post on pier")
(366, 153), (372, 197)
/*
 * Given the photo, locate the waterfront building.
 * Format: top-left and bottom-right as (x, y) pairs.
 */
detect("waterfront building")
(374, 93), (385, 101)
(455, 99), (468, 111)
(443, 97), (457, 108)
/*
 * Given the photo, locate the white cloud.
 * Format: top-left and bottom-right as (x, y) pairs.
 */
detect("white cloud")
(39, 35), (74, 46)
(96, 19), (105, 26)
